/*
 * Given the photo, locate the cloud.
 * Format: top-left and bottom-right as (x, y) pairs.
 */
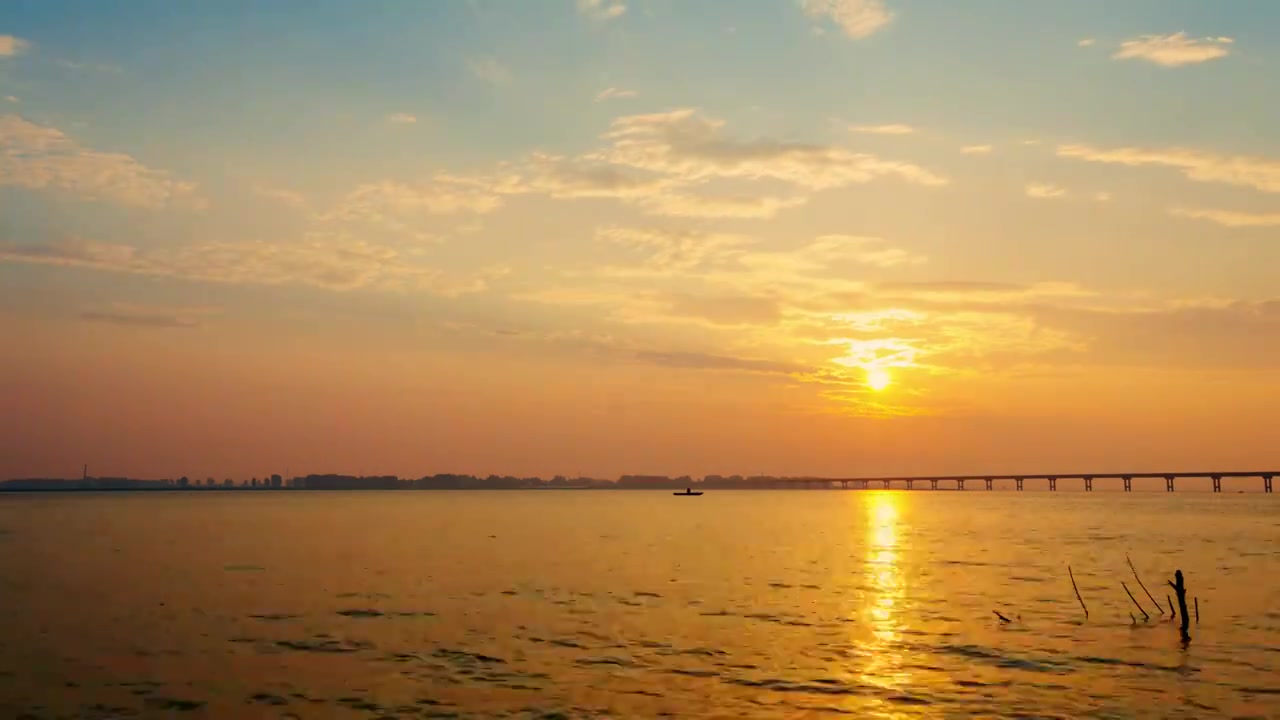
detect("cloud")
(960, 145), (992, 155)
(595, 87), (638, 102)
(577, 0), (626, 20)
(600, 108), (947, 190)
(1169, 207), (1280, 227)
(0, 236), (502, 295)
(1112, 32), (1232, 67)
(1025, 183), (1066, 199)
(849, 123), (914, 135)
(1078, 38), (1096, 47)
(0, 35), (31, 57)
(80, 303), (219, 328)
(1093, 191), (1112, 202)
(1057, 144), (1280, 194)
(598, 226), (750, 273)
(386, 112), (418, 125)
(326, 180), (503, 224)
(801, 0), (894, 39)
(0, 114), (200, 208)
(633, 350), (803, 375)
(635, 192), (808, 219)
(469, 56), (512, 85)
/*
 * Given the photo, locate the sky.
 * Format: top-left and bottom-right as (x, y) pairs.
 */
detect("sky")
(2, 0), (1279, 481)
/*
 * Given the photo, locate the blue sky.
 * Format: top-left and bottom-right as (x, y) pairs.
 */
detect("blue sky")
(2, 1), (1279, 478)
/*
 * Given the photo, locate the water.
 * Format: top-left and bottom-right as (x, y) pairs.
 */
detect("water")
(1, 491), (1277, 719)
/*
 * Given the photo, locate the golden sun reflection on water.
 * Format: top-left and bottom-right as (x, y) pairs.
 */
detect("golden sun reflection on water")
(860, 491), (911, 695)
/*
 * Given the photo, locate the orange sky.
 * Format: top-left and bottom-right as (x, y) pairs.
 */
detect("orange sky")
(3, 2), (1279, 479)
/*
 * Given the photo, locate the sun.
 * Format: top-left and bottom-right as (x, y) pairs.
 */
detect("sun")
(865, 367), (892, 392)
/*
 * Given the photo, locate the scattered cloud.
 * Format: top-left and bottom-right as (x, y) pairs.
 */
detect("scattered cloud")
(386, 112), (418, 125)
(326, 180), (503, 222)
(595, 87), (638, 102)
(3, 96), (17, 103)
(849, 123), (914, 135)
(80, 303), (219, 329)
(634, 350), (802, 375)
(0, 35), (31, 57)
(1112, 32), (1232, 67)
(469, 56), (512, 85)
(0, 114), (201, 208)
(960, 144), (992, 155)
(598, 226), (750, 274)
(635, 193), (808, 219)
(1169, 207), (1280, 228)
(1025, 183), (1066, 199)
(0, 236), (502, 295)
(801, 0), (894, 39)
(577, 0), (627, 20)
(1057, 144), (1280, 194)
(1077, 38), (1096, 47)
(1093, 191), (1112, 202)
(600, 108), (947, 190)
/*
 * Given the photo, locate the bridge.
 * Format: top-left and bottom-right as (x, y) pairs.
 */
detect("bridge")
(770, 472), (1275, 493)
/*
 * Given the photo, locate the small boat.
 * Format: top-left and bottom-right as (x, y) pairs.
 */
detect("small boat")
(673, 488), (703, 496)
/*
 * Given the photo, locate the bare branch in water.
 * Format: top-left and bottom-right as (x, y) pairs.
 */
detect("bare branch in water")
(1121, 581), (1150, 621)
(1068, 566), (1088, 619)
(1127, 554), (1164, 615)
(993, 610), (1011, 623)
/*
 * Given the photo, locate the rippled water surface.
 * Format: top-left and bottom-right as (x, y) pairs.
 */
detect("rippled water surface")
(1, 490), (1278, 718)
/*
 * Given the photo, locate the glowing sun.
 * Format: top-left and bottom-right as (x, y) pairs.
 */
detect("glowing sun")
(865, 367), (892, 392)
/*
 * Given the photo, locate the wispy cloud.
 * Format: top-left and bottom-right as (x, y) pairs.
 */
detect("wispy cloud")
(577, 0), (627, 21)
(595, 87), (638, 102)
(0, 114), (200, 208)
(1077, 38), (1096, 47)
(0, 237), (503, 295)
(468, 56), (512, 85)
(600, 108), (947, 190)
(1093, 191), (1112, 202)
(80, 303), (220, 329)
(635, 193), (808, 219)
(960, 144), (992, 155)
(1169, 207), (1280, 228)
(2, 96), (17, 103)
(1058, 144), (1280, 194)
(1112, 32), (1233, 67)
(0, 35), (31, 57)
(386, 112), (418, 125)
(1025, 183), (1067, 199)
(801, 0), (894, 39)
(849, 123), (914, 135)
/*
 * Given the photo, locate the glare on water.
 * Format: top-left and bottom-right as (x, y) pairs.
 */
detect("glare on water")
(0, 490), (1276, 718)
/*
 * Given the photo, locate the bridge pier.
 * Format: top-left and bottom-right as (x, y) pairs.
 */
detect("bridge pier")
(1266, 475), (1273, 493)
(906, 479), (914, 490)
(1212, 475), (1222, 493)
(985, 478), (993, 490)
(840, 480), (848, 489)
(930, 479), (938, 490)
(1165, 475), (1175, 492)
(882, 480), (890, 490)
(1084, 476), (1093, 492)
(1048, 477), (1057, 491)
(1015, 478), (1023, 491)
(1123, 476), (1132, 492)
(956, 479), (966, 491)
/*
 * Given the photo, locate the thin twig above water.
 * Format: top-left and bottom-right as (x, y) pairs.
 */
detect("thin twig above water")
(1127, 554), (1164, 615)
(1121, 581), (1150, 621)
(1068, 565), (1088, 619)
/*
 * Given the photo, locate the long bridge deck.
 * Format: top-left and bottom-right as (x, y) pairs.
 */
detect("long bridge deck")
(776, 472), (1276, 492)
